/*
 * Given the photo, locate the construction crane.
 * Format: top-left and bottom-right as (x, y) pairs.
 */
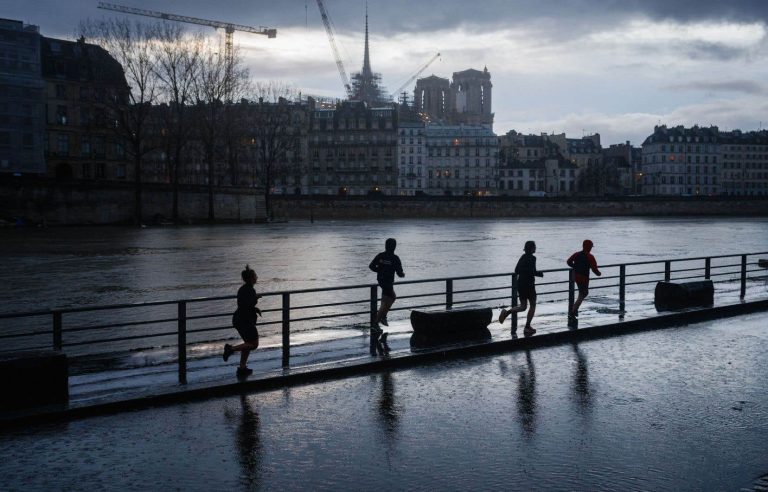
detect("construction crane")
(97, 2), (276, 76)
(315, 0), (352, 97)
(391, 52), (441, 101)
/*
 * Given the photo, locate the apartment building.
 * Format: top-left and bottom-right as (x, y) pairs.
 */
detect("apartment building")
(424, 124), (498, 196)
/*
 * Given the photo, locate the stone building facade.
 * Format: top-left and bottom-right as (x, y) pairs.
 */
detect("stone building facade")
(424, 124), (498, 196)
(308, 101), (398, 196)
(397, 118), (426, 195)
(41, 36), (128, 182)
(718, 130), (768, 196)
(641, 125), (721, 196)
(498, 157), (579, 197)
(0, 19), (45, 175)
(414, 67), (493, 128)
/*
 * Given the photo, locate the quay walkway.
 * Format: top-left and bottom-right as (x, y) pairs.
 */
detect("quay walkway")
(1, 252), (767, 427)
(3, 310), (768, 490)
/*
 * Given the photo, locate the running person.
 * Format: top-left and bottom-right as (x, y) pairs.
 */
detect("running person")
(566, 239), (601, 320)
(223, 265), (262, 377)
(369, 238), (405, 335)
(499, 240), (543, 336)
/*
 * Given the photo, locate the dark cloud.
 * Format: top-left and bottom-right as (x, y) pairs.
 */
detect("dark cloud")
(665, 80), (768, 95)
(5, 0), (768, 40)
(686, 41), (750, 61)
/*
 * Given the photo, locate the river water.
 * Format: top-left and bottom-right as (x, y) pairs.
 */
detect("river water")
(1, 217), (767, 354)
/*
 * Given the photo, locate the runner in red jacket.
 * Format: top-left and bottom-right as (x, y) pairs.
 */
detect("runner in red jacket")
(567, 239), (601, 320)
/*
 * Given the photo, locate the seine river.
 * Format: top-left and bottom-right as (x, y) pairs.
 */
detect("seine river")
(1, 217), (767, 353)
(2, 217), (767, 313)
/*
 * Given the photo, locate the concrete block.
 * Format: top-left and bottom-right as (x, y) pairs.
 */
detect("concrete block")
(654, 280), (714, 310)
(410, 307), (492, 348)
(0, 351), (68, 409)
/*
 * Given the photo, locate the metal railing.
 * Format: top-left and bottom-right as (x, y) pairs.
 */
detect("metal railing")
(1, 252), (766, 384)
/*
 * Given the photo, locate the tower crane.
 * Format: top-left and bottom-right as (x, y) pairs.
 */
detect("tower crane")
(315, 0), (352, 97)
(97, 2), (276, 77)
(391, 52), (441, 101)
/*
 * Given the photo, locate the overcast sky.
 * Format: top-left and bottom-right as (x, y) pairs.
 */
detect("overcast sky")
(5, 0), (768, 144)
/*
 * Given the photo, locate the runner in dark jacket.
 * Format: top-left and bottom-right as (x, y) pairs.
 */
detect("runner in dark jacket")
(567, 239), (601, 320)
(223, 265), (262, 377)
(369, 238), (405, 331)
(499, 241), (543, 335)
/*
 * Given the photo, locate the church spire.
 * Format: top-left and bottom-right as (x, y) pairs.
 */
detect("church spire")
(362, 2), (372, 77)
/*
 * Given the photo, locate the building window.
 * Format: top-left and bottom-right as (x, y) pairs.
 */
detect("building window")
(57, 134), (69, 154)
(96, 162), (106, 178)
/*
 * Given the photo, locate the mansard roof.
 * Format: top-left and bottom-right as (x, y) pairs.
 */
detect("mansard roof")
(41, 36), (126, 87)
(642, 124), (720, 146)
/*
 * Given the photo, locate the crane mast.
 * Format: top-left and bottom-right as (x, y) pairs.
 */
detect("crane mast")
(315, 0), (351, 97)
(392, 52), (441, 101)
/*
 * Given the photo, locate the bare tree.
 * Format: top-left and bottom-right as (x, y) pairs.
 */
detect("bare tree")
(80, 18), (159, 225)
(578, 161), (620, 196)
(154, 25), (202, 221)
(248, 82), (301, 219)
(193, 42), (250, 221)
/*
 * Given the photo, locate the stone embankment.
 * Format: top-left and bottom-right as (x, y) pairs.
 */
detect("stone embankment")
(272, 195), (768, 220)
(0, 179), (266, 225)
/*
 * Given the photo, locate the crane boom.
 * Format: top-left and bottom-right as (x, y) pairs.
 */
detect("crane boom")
(315, 0), (351, 96)
(97, 2), (276, 37)
(392, 52), (441, 100)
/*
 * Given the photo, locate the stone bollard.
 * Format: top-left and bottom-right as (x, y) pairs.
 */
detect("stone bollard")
(0, 351), (68, 410)
(410, 307), (492, 348)
(654, 280), (714, 311)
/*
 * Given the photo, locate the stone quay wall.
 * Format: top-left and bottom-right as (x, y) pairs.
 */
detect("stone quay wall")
(0, 179), (266, 225)
(271, 195), (768, 220)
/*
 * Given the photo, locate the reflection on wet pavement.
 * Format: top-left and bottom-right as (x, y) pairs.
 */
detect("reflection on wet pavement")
(3, 313), (768, 490)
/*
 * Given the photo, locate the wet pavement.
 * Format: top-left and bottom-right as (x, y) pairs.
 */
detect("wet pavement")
(2, 311), (768, 491)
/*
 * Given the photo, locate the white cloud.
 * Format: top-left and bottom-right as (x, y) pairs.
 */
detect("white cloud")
(498, 96), (768, 145)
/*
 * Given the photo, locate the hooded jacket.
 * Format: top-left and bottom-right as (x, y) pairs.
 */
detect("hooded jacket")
(369, 240), (404, 285)
(567, 240), (600, 284)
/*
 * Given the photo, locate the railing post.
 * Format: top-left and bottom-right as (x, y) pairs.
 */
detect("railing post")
(282, 293), (290, 367)
(370, 286), (378, 355)
(178, 301), (187, 384)
(446, 279), (453, 310)
(704, 257), (711, 280)
(568, 269), (575, 316)
(52, 310), (62, 351)
(741, 254), (747, 299)
(619, 265), (626, 318)
(664, 261), (671, 282)
(511, 273), (518, 331)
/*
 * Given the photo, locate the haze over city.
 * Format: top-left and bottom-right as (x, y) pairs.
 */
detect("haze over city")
(5, 0), (768, 144)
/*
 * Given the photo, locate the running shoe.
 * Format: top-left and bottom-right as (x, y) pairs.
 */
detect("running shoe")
(223, 343), (234, 362)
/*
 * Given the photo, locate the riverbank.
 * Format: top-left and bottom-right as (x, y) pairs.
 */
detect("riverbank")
(272, 195), (768, 220)
(0, 178), (266, 226)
